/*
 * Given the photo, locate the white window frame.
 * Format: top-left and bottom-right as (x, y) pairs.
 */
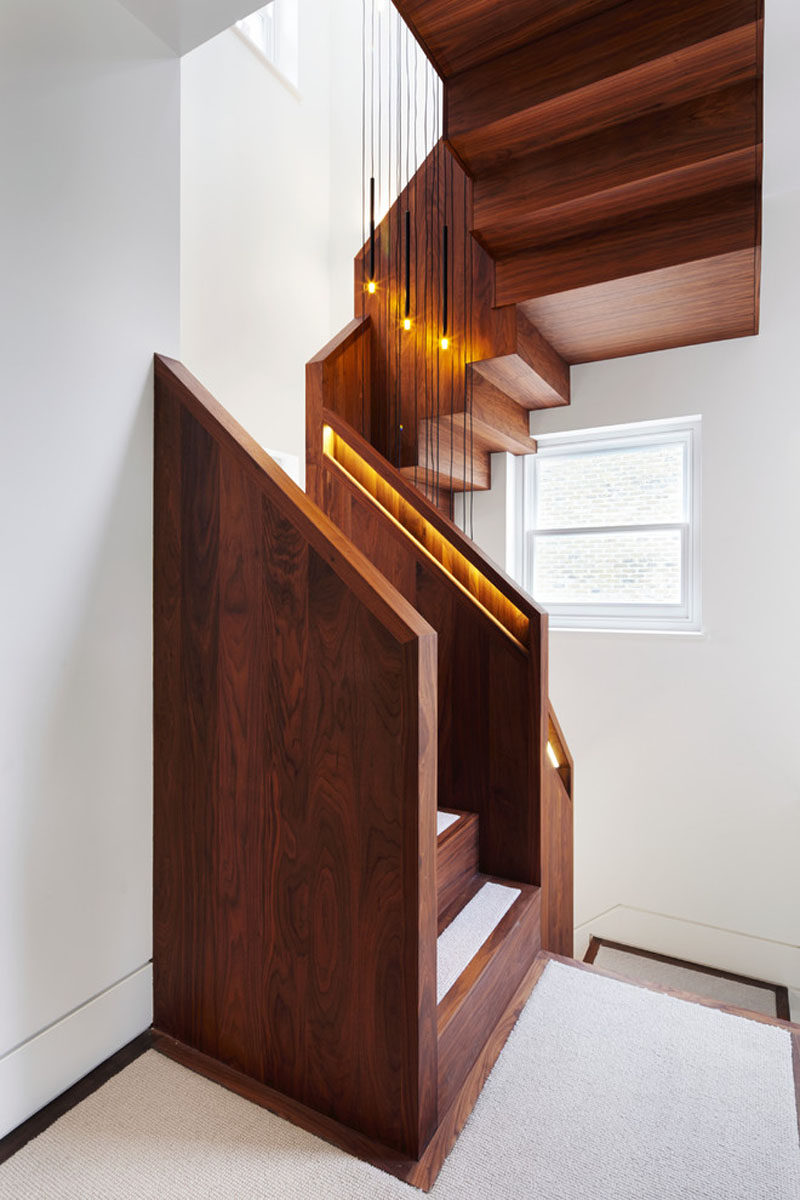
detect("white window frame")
(523, 416), (702, 633)
(235, 0), (300, 97)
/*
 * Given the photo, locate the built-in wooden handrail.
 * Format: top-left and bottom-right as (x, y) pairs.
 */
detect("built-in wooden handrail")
(323, 421), (529, 648)
(153, 354), (439, 1158)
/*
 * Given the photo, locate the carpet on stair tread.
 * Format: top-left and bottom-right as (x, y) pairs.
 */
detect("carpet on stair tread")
(436, 811), (460, 837)
(436, 881), (521, 1003)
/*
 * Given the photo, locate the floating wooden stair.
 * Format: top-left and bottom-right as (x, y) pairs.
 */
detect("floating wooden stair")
(397, 0), (763, 364)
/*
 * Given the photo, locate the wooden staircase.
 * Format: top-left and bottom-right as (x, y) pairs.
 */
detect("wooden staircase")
(357, 0), (762, 511)
(153, 353), (573, 1192)
(152, 1), (763, 1190)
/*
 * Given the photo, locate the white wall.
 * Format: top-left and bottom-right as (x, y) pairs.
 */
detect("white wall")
(181, 2), (340, 472)
(0, 0), (179, 1137)
(473, 0), (800, 988)
(181, 0), (437, 463)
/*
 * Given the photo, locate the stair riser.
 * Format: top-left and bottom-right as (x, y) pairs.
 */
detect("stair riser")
(437, 813), (480, 931)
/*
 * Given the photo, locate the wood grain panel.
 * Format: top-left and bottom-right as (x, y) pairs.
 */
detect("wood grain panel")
(394, 0), (623, 78)
(540, 764), (574, 957)
(352, 142), (567, 496)
(152, 385), (184, 1041)
(447, 0), (761, 173)
(179, 406), (220, 1055)
(519, 249), (759, 362)
(436, 812), (479, 930)
(153, 356), (438, 1157)
(153, 951), (549, 1193)
(495, 184), (758, 306)
(319, 448), (541, 887)
(437, 883), (542, 1116)
(474, 82), (760, 256)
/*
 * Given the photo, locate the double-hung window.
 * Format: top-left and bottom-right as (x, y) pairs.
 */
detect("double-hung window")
(523, 417), (701, 632)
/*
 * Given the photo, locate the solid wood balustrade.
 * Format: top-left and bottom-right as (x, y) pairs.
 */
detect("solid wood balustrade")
(306, 329), (574, 954)
(153, 354), (439, 1157)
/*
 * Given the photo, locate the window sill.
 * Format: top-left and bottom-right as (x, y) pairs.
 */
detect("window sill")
(550, 626), (706, 638)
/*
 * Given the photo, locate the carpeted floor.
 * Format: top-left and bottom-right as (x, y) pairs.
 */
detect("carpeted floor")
(2, 959), (799, 1199)
(590, 943), (785, 1016)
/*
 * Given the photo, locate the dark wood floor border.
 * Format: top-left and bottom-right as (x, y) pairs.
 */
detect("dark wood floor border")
(556, 950), (800, 1033)
(0, 1030), (153, 1166)
(791, 1033), (800, 1147)
(584, 936), (791, 1019)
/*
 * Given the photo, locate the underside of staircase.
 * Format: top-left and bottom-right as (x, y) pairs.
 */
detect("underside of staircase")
(354, 0), (763, 514)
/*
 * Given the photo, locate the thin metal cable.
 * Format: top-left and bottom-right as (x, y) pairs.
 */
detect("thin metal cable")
(360, 0), (366, 437)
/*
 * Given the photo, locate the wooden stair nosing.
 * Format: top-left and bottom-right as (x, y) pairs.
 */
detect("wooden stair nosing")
(472, 79), (759, 252)
(447, 19), (760, 175)
(420, 381), (535, 456)
(403, 438), (492, 492)
(495, 181), (759, 307)
(437, 880), (542, 1116)
(476, 147), (758, 260)
(471, 354), (569, 412)
(518, 248), (758, 364)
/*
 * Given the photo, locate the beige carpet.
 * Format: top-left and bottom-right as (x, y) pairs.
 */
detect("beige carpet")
(2, 960), (799, 1199)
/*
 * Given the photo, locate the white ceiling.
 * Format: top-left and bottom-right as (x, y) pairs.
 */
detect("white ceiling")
(116, 0), (264, 55)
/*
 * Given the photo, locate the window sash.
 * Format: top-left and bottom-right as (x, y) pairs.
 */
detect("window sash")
(522, 418), (701, 632)
(528, 524), (690, 614)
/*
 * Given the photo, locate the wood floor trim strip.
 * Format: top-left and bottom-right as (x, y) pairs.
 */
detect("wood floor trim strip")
(791, 1033), (800, 1148)
(584, 936), (791, 1018)
(552, 951), (800, 1033)
(0, 1031), (152, 1166)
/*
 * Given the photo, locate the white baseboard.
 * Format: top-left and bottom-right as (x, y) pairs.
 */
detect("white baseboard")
(0, 963), (152, 1140)
(573, 906), (800, 993)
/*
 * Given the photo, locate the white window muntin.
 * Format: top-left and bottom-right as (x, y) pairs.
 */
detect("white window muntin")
(524, 417), (701, 632)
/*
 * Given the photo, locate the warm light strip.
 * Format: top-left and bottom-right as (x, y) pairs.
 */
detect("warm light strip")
(323, 426), (529, 650)
(546, 741), (560, 770)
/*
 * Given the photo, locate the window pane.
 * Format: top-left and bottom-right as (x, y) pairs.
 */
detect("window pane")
(533, 529), (683, 605)
(536, 442), (685, 529)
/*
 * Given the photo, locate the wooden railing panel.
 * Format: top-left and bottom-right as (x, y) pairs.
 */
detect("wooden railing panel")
(318, 435), (541, 886)
(307, 397), (572, 936)
(154, 356), (437, 1157)
(541, 762), (574, 957)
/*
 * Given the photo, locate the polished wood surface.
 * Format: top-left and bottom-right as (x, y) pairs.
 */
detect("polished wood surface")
(306, 317), (371, 505)
(473, 81), (760, 257)
(355, 141), (564, 505)
(495, 184), (758, 307)
(436, 811), (479, 932)
(153, 356), (438, 1157)
(154, 953), (551, 1193)
(445, 0), (761, 173)
(540, 763), (574, 958)
(319, 433), (540, 885)
(309, 409), (569, 948)
(392, 0), (762, 374)
(396, 0), (622, 78)
(519, 250), (759, 363)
